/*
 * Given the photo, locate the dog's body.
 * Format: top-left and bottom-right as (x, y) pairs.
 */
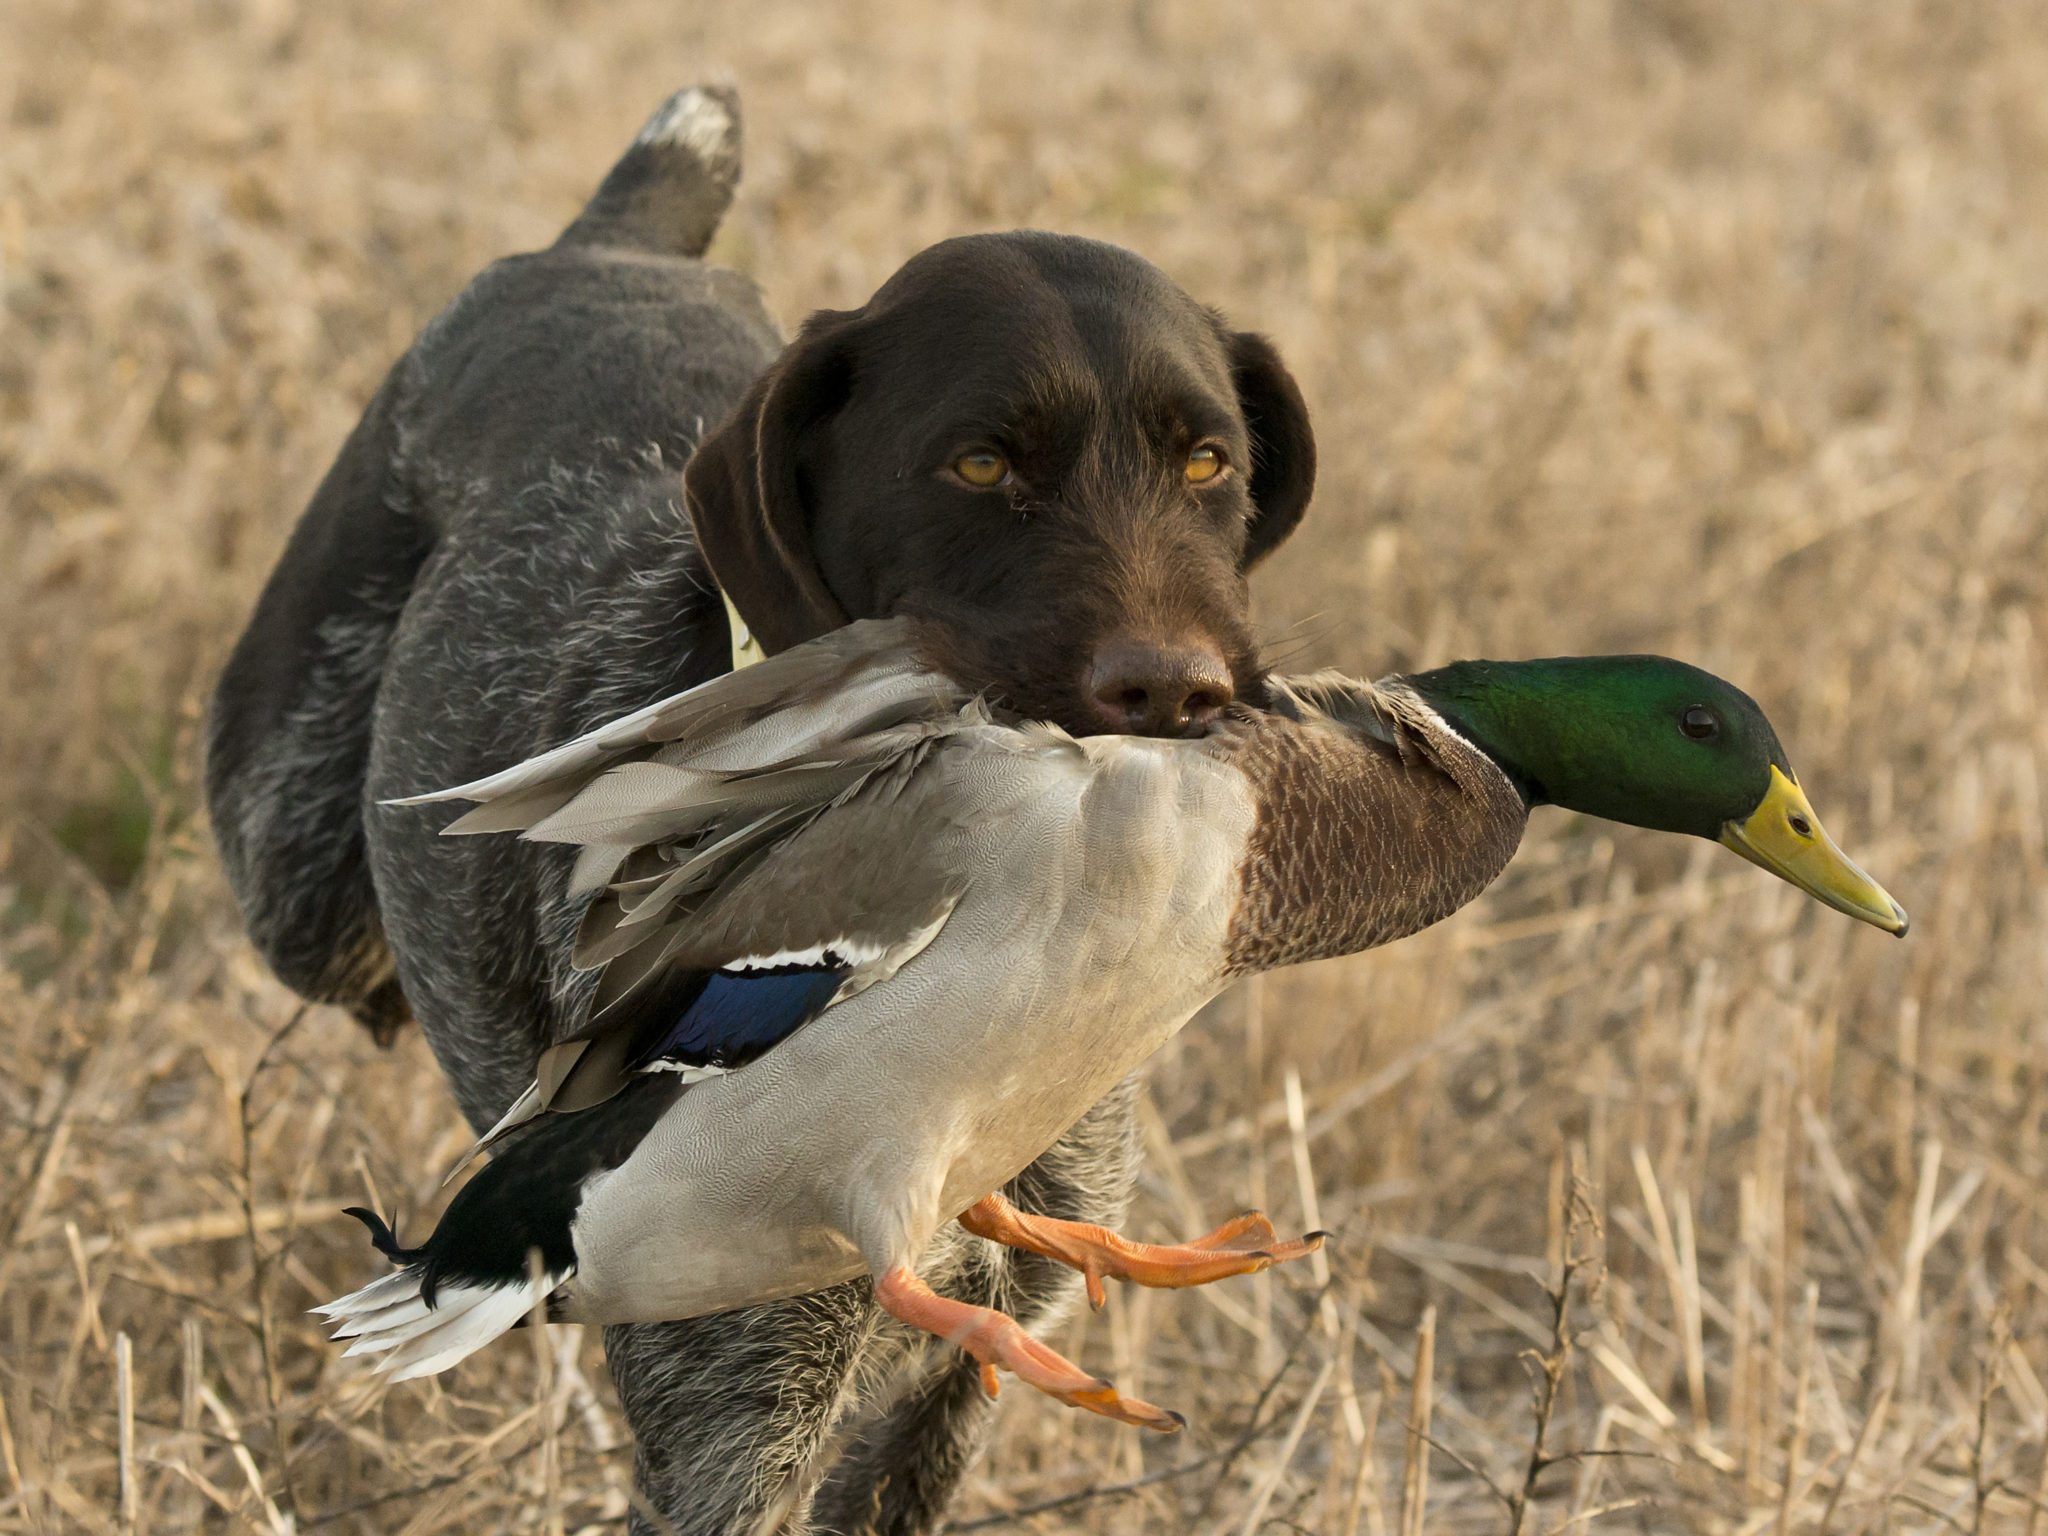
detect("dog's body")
(208, 88), (1314, 1534)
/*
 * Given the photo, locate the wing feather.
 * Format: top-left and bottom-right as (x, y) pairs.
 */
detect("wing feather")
(385, 618), (953, 815)
(409, 620), (979, 1178)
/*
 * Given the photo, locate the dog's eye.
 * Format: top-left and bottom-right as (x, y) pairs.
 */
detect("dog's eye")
(952, 451), (1009, 488)
(1185, 445), (1227, 485)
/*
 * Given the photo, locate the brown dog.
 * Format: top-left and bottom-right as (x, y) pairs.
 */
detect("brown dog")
(207, 87), (1314, 1536)
(687, 234), (1314, 735)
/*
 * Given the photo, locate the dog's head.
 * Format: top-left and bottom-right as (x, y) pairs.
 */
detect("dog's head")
(684, 231), (1315, 737)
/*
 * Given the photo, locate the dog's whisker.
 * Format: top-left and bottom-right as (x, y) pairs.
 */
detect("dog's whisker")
(1255, 621), (1340, 676)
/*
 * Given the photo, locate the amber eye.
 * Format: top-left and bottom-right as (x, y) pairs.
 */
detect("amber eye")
(1680, 706), (1720, 740)
(1185, 445), (1226, 484)
(953, 451), (1008, 488)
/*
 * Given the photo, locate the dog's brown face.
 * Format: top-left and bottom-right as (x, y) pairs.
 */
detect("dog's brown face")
(685, 232), (1315, 737)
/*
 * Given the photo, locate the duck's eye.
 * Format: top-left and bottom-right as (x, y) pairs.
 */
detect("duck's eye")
(1185, 445), (1227, 484)
(952, 451), (1009, 488)
(1680, 706), (1720, 740)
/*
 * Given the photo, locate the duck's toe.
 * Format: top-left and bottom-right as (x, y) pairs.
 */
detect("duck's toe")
(874, 1263), (1184, 1432)
(1054, 1377), (1186, 1433)
(959, 1192), (1325, 1297)
(989, 1314), (1182, 1432)
(1185, 1210), (1280, 1250)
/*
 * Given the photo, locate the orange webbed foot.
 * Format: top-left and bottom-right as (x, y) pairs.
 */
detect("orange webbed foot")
(959, 1193), (1326, 1309)
(873, 1265), (1182, 1432)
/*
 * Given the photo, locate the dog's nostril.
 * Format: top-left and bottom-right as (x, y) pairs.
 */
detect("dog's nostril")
(1086, 640), (1235, 736)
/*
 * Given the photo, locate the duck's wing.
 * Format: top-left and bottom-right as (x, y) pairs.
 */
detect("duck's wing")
(403, 620), (982, 1169)
(386, 616), (959, 838)
(523, 772), (968, 1125)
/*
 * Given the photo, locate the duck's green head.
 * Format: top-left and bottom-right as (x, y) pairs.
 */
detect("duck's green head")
(1406, 656), (1908, 935)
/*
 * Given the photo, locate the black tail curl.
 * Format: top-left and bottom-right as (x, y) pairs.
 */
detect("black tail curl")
(343, 1206), (424, 1265)
(339, 1076), (684, 1311)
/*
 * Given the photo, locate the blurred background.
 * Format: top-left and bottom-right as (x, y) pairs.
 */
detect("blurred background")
(4, 0), (2045, 1530)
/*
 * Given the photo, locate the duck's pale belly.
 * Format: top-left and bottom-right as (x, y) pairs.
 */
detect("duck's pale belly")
(563, 743), (1256, 1323)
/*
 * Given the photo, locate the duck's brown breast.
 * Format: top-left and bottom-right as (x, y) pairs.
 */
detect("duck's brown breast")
(1221, 696), (1528, 976)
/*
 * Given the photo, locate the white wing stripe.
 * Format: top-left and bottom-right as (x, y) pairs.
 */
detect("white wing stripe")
(722, 939), (884, 972)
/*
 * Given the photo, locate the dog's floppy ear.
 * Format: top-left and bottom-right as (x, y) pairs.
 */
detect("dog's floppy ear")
(684, 311), (857, 654)
(1226, 330), (1317, 569)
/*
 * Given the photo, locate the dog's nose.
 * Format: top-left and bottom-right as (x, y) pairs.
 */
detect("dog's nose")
(1086, 639), (1234, 736)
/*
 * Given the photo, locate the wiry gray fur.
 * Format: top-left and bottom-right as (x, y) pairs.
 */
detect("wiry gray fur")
(207, 86), (1141, 1535)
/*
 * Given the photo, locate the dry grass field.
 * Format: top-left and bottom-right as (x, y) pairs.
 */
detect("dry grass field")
(5, 0), (2048, 1530)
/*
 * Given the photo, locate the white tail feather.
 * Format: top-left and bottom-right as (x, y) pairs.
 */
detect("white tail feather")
(310, 1268), (415, 1318)
(328, 1290), (435, 1339)
(317, 1267), (568, 1382)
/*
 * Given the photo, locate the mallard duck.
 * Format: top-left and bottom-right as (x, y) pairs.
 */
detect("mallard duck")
(320, 618), (1903, 1429)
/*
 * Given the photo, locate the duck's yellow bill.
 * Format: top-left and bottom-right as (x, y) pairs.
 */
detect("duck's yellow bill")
(1718, 765), (1908, 935)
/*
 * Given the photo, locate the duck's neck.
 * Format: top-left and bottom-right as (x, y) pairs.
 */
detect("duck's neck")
(1402, 659), (1644, 818)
